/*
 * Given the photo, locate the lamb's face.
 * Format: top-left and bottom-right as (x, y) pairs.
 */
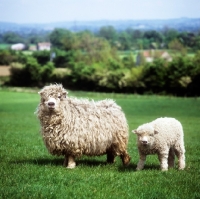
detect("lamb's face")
(132, 124), (158, 147)
(38, 85), (67, 112)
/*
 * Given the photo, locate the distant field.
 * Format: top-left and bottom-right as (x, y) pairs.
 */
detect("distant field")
(0, 66), (11, 76)
(0, 43), (10, 49)
(0, 89), (200, 199)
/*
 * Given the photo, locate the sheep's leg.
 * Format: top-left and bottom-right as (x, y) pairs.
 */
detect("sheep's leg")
(107, 153), (115, 164)
(120, 152), (131, 166)
(63, 155), (76, 169)
(136, 153), (146, 170)
(158, 152), (168, 171)
(63, 155), (68, 167)
(168, 148), (175, 168)
(174, 148), (185, 170)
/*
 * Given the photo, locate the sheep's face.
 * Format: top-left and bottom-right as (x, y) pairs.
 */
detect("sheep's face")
(132, 124), (158, 147)
(38, 84), (68, 112)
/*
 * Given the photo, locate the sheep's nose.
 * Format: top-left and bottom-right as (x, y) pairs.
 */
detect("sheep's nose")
(48, 102), (55, 106)
(142, 140), (147, 144)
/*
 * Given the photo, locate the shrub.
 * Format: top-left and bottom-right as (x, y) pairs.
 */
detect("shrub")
(142, 59), (168, 93)
(119, 66), (145, 93)
(40, 62), (55, 83)
(33, 50), (50, 65)
(0, 50), (17, 65)
(9, 62), (28, 86)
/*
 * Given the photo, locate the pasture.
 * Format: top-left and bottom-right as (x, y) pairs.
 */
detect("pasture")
(0, 88), (200, 199)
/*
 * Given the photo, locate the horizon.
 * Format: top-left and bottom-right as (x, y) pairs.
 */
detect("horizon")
(1, 17), (200, 25)
(0, 0), (200, 24)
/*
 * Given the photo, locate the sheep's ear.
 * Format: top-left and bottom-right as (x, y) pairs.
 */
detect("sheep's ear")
(62, 91), (68, 98)
(132, 130), (137, 134)
(38, 91), (42, 95)
(154, 130), (159, 134)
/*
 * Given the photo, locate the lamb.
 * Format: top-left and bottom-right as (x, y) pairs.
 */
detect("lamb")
(35, 84), (130, 168)
(132, 117), (185, 171)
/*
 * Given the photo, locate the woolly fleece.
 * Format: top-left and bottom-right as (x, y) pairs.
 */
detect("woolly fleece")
(132, 117), (185, 171)
(36, 84), (130, 168)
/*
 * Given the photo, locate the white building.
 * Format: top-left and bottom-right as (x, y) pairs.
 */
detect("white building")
(11, 43), (25, 51)
(37, 42), (51, 51)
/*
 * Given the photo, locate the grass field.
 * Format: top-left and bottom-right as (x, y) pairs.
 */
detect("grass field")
(0, 88), (200, 199)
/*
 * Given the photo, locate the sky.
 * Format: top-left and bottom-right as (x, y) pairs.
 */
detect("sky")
(0, 0), (200, 24)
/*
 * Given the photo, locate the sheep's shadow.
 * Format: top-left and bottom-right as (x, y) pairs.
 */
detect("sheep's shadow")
(11, 157), (108, 167)
(11, 158), (63, 167)
(10, 157), (138, 170)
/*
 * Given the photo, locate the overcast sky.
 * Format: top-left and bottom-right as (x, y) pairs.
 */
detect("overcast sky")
(0, 0), (200, 24)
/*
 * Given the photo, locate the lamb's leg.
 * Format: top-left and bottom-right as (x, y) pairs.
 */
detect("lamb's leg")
(63, 155), (76, 169)
(120, 151), (131, 166)
(174, 148), (185, 170)
(168, 148), (175, 168)
(136, 153), (146, 170)
(158, 152), (168, 171)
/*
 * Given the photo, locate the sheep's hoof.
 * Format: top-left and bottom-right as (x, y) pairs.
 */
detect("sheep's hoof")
(161, 168), (168, 171)
(66, 163), (76, 169)
(120, 154), (131, 166)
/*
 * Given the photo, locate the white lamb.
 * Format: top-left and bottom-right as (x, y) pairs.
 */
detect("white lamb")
(132, 117), (185, 171)
(35, 84), (130, 168)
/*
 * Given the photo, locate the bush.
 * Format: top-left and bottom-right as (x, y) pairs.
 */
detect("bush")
(33, 50), (50, 65)
(9, 62), (26, 86)
(119, 66), (145, 93)
(142, 59), (168, 93)
(0, 50), (17, 65)
(40, 62), (55, 83)
(50, 68), (71, 88)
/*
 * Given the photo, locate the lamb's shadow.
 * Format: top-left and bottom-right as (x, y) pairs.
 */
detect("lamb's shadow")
(118, 163), (160, 172)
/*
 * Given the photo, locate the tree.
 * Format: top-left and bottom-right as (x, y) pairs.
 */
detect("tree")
(118, 31), (131, 50)
(98, 26), (117, 46)
(168, 39), (187, 55)
(143, 30), (164, 43)
(3, 32), (23, 44)
(49, 28), (72, 49)
(163, 28), (179, 43)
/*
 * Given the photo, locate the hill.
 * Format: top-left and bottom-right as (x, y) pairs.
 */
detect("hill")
(0, 18), (200, 33)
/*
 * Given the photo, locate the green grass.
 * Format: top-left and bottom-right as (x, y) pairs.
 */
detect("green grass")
(0, 88), (200, 199)
(0, 43), (10, 49)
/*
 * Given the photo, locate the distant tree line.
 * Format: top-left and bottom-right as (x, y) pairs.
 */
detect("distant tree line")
(1, 26), (200, 51)
(1, 26), (200, 96)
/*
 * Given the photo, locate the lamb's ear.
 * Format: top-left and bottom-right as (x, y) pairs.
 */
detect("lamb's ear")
(154, 130), (159, 134)
(132, 130), (138, 134)
(38, 91), (42, 95)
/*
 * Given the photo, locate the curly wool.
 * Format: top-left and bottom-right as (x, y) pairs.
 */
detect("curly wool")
(132, 117), (185, 171)
(36, 84), (130, 167)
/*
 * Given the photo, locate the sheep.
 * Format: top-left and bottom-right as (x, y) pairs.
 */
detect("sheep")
(35, 84), (131, 168)
(132, 117), (185, 171)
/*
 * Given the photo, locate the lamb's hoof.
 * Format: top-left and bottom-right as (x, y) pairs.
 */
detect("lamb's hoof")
(161, 168), (168, 171)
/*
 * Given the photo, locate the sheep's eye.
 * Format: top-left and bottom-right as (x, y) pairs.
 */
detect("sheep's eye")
(58, 95), (61, 99)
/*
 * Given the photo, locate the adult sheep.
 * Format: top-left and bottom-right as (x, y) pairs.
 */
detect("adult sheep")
(132, 117), (185, 171)
(36, 84), (130, 168)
